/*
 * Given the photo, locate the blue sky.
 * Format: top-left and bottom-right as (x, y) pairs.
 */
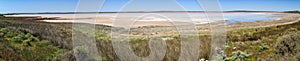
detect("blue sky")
(0, 0), (300, 13)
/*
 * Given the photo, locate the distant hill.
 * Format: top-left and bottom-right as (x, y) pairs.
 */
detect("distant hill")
(3, 10), (282, 15)
(225, 10), (275, 12)
(283, 10), (300, 14)
(3, 11), (202, 15)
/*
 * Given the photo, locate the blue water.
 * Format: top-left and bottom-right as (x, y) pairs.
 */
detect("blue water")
(223, 13), (279, 24)
(187, 13), (298, 24)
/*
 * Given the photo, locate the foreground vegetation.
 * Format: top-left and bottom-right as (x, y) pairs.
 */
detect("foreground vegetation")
(119, 19), (300, 61)
(91, 19), (300, 60)
(225, 20), (300, 61)
(0, 27), (66, 61)
(0, 21), (68, 61)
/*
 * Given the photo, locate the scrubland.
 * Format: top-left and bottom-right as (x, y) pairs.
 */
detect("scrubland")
(0, 14), (300, 61)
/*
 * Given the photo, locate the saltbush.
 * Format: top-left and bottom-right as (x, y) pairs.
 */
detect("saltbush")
(276, 31), (300, 56)
(95, 30), (110, 41)
(11, 36), (23, 43)
(225, 51), (251, 61)
(259, 45), (269, 51)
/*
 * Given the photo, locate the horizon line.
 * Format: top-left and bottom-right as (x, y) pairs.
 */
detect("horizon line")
(2, 10), (299, 14)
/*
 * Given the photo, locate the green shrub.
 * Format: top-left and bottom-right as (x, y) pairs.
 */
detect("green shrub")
(0, 33), (4, 37)
(225, 51), (251, 61)
(22, 40), (32, 46)
(0, 28), (40, 43)
(11, 36), (23, 43)
(5, 31), (18, 38)
(283, 28), (298, 34)
(26, 36), (34, 41)
(259, 45), (269, 51)
(25, 33), (33, 38)
(0, 28), (9, 32)
(130, 38), (148, 43)
(276, 31), (300, 56)
(95, 30), (110, 41)
(36, 40), (50, 47)
(161, 35), (179, 39)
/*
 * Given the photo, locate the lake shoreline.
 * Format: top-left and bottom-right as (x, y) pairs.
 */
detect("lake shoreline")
(1, 12), (300, 30)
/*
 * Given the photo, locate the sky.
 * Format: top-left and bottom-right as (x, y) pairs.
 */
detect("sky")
(0, 0), (300, 13)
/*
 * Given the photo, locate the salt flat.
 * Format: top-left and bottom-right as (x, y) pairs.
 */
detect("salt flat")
(7, 12), (300, 27)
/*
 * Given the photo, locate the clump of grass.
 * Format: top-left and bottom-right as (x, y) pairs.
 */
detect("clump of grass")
(10, 36), (23, 43)
(0, 28), (39, 45)
(130, 38), (149, 43)
(228, 28), (266, 42)
(161, 36), (179, 39)
(283, 28), (298, 34)
(95, 30), (110, 41)
(259, 45), (269, 51)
